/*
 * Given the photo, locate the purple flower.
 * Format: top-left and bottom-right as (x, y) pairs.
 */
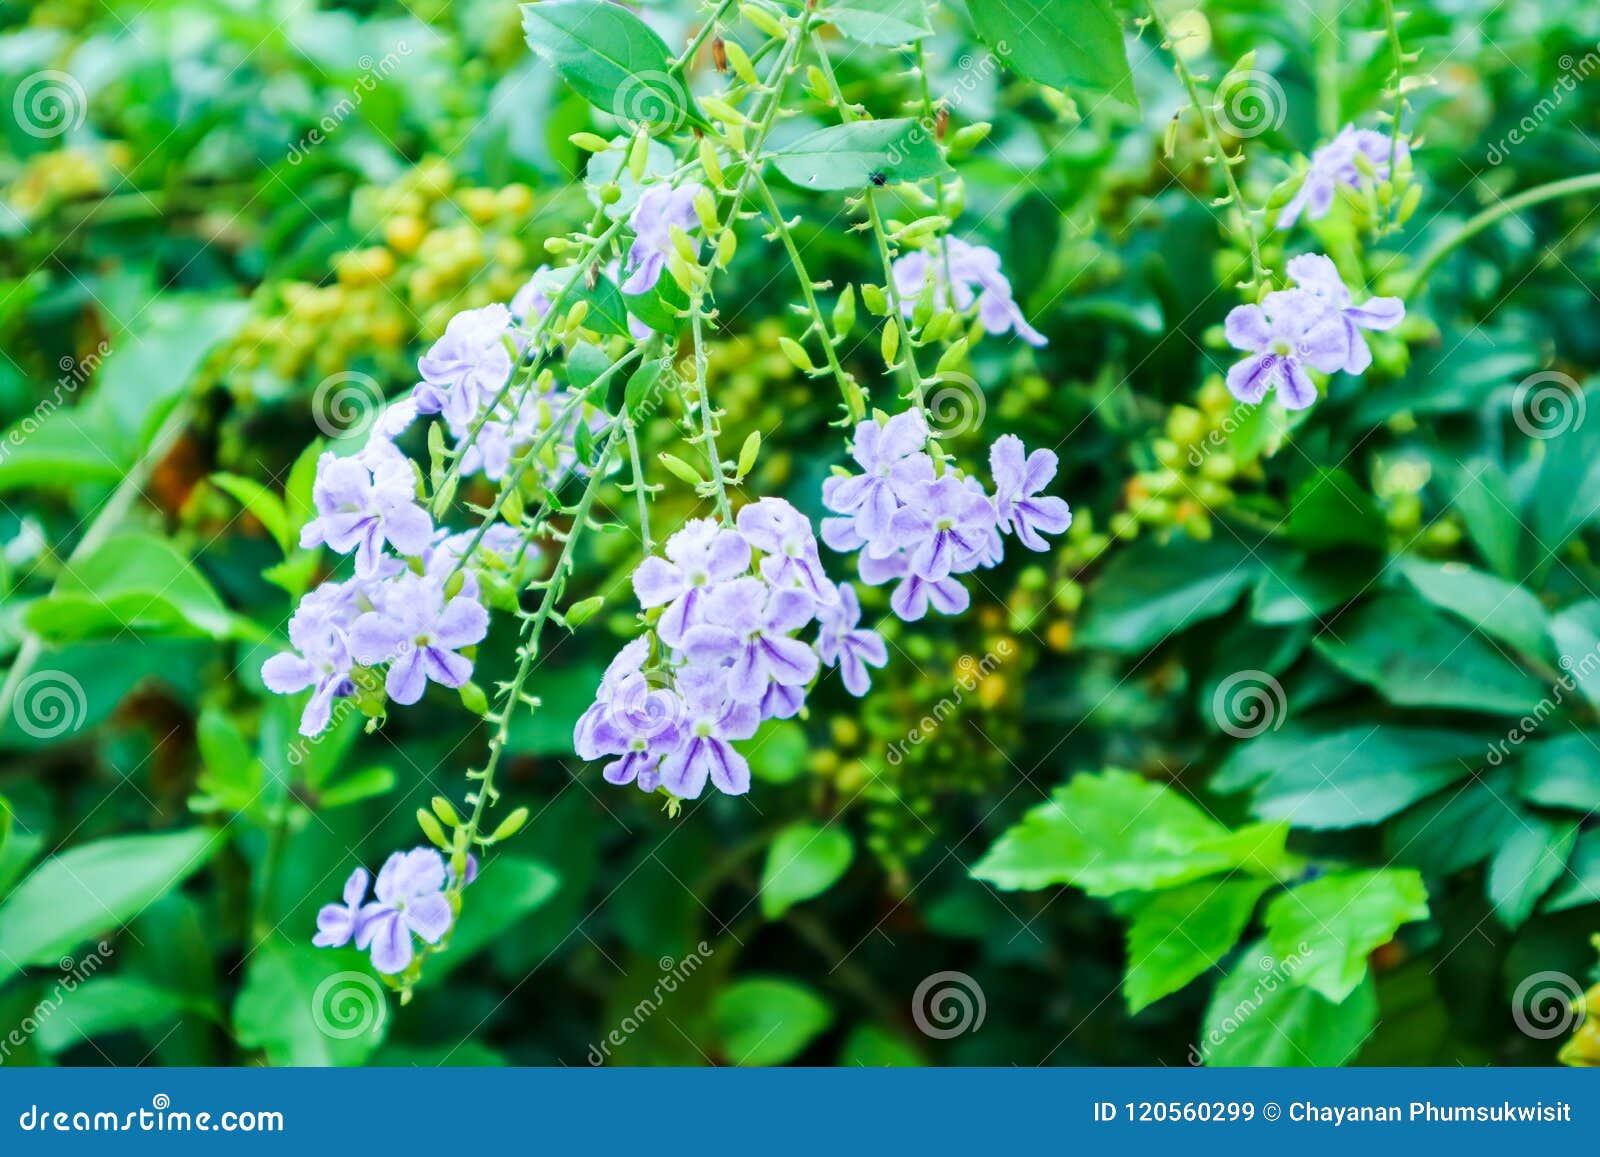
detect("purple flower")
(735, 497), (838, 606)
(860, 550), (972, 622)
(1278, 126), (1408, 229)
(299, 442), (434, 575)
(989, 435), (1072, 551)
(574, 637), (652, 760)
(1284, 253), (1406, 374)
(355, 848), (454, 974)
(313, 867), (369, 948)
(414, 304), (514, 425)
(348, 574), (488, 706)
(1222, 290), (1349, 410)
(816, 583), (889, 696)
(621, 183), (704, 294)
(657, 665), (759, 799)
(632, 518), (751, 647)
(261, 581), (358, 736)
(510, 266), (558, 324)
(821, 410), (935, 543)
(888, 475), (999, 581)
(891, 237), (1047, 346)
(681, 578), (820, 703)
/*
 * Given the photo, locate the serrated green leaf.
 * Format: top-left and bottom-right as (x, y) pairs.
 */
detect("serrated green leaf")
(1264, 869), (1429, 1002)
(1124, 877), (1271, 1014)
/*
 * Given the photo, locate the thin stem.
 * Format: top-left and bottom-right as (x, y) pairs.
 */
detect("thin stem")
(623, 416), (654, 554)
(688, 300), (733, 522)
(456, 422), (625, 864)
(808, 31), (930, 408)
(1380, 0), (1406, 181)
(1314, 8), (1339, 139)
(1145, 2), (1268, 295)
(672, 0), (738, 74)
(753, 173), (864, 421)
(1406, 173), (1600, 293)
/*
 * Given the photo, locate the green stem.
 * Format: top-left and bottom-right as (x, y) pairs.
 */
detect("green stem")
(1406, 173), (1600, 293)
(672, 0), (738, 74)
(623, 416), (654, 554)
(1145, 1), (1268, 295)
(753, 174), (864, 421)
(688, 299), (734, 522)
(455, 422), (624, 864)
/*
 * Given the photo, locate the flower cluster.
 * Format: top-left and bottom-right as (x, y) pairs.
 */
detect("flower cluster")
(1278, 125), (1409, 229)
(574, 500), (887, 801)
(891, 236), (1047, 346)
(313, 847), (475, 974)
(820, 410), (1071, 620)
(1222, 253), (1405, 410)
(622, 181), (706, 294)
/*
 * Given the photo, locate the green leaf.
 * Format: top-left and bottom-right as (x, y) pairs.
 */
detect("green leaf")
(1124, 877), (1272, 1014)
(1397, 556), (1552, 661)
(822, 0), (933, 45)
(24, 532), (239, 643)
(36, 976), (209, 1054)
(713, 977), (833, 1065)
(838, 1023), (923, 1066)
(210, 472), (291, 554)
(1542, 830), (1600, 913)
(972, 769), (1286, 895)
(1517, 733), (1600, 810)
(1077, 535), (1260, 652)
(0, 829), (222, 981)
(1487, 815), (1576, 928)
(233, 942), (388, 1066)
(0, 413), (126, 494)
(770, 119), (952, 191)
(1264, 869), (1429, 1002)
(92, 297), (249, 446)
(1199, 943), (1377, 1066)
(317, 765), (397, 810)
(1314, 592), (1548, 715)
(520, 0), (697, 127)
(969, 0), (1138, 113)
(760, 822), (854, 919)
(1388, 770), (1521, 875)
(1218, 723), (1483, 830)
(572, 273), (635, 338)
(1287, 469), (1387, 551)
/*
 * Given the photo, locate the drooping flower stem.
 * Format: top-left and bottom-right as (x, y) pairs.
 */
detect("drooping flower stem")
(1144, 1), (1269, 297)
(688, 297), (734, 523)
(457, 421), (625, 871)
(808, 31), (931, 411)
(754, 172), (865, 422)
(1405, 172), (1600, 294)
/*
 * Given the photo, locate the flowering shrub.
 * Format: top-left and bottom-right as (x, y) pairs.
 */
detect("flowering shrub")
(3, 0), (1600, 1070)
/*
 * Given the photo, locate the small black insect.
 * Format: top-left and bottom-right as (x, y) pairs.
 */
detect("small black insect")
(869, 171), (887, 187)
